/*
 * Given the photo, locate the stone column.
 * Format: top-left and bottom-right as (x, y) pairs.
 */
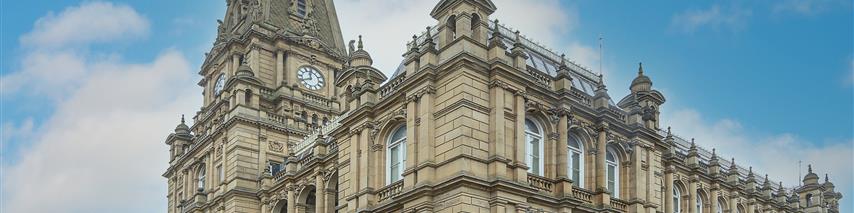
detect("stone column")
(665, 166), (674, 213)
(556, 112), (572, 197)
(710, 185), (719, 213)
(276, 50), (284, 87)
(232, 54), (240, 76)
(728, 193), (737, 213)
(347, 130), (360, 212)
(514, 91), (527, 182)
(404, 97), (418, 187)
(287, 185), (296, 213)
(596, 122), (611, 206)
(316, 173), (326, 213)
(556, 112), (568, 178)
(689, 177), (698, 213)
(488, 84), (507, 178)
(596, 122), (608, 192)
(747, 199), (755, 213)
(358, 126), (374, 208)
(416, 89), (436, 182)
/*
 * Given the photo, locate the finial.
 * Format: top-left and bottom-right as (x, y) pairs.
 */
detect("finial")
(691, 138), (696, 147)
(765, 174), (769, 181)
(514, 30), (521, 42)
(749, 166), (753, 174)
(712, 148), (716, 155)
(825, 174), (829, 182)
(638, 62), (644, 75)
(780, 181), (784, 188)
(425, 26), (432, 37)
(561, 54), (567, 65)
(357, 35), (363, 50)
(181, 114), (185, 124)
(808, 164), (812, 173)
(412, 34), (418, 43)
(493, 19), (500, 30)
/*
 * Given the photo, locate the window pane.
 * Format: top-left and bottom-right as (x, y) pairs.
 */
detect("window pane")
(391, 146), (399, 162)
(525, 119), (538, 133)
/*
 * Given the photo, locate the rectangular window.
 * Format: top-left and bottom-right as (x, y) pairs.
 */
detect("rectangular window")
(217, 164), (223, 183)
(268, 162), (282, 175)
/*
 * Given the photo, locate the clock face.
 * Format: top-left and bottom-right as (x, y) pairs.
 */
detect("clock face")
(298, 66), (324, 90)
(214, 73), (225, 95)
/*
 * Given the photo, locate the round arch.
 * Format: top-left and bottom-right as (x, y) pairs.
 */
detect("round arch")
(297, 185), (318, 213)
(271, 199), (289, 213)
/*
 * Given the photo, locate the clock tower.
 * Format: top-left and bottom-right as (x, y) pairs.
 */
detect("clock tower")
(163, 0), (348, 212)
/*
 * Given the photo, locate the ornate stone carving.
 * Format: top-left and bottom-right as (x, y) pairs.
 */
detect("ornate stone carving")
(270, 141), (284, 152)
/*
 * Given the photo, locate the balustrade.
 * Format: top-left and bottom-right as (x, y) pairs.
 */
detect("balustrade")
(526, 174), (554, 192)
(610, 198), (628, 212)
(376, 180), (404, 202)
(571, 187), (594, 203)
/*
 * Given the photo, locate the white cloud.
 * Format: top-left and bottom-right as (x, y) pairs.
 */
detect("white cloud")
(336, 0), (576, 75)
(20, 1), (149, 48)
(1, 2), (198, 213)
(670, 5), (752, 33)
(3, 1), (150, 99)
(773, 0), (851, 15)
(661, 108), (853, 201)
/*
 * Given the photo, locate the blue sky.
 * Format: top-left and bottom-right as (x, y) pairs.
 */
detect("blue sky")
(1, 0), (851, 212)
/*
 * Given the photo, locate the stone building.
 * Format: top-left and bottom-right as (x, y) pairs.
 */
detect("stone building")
(162, 0), (842, 213)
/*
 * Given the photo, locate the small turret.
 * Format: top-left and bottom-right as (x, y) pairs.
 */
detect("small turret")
(618, 62), (666, 129)
(762, 174), (773, 198)
(630, 63), (653, 93)
(166, 115), (193, 162)
(746, 167), (757, 192)
(802, 164), (819, 186)
(776, 182), (788, 203)
(727, 158), (740, 185)
(508, 30), (528, 70)
(175, 114), (191, 136)
(350, 35), (373, 67)
(709, 148), (721, 176)
(593, 74), (611, 109)
(553, 54), (573, 93)
(822, 174), (835, 192)
(686, 138), (700, 168)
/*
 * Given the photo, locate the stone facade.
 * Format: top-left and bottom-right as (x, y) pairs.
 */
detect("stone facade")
(162, 1), (842, 213)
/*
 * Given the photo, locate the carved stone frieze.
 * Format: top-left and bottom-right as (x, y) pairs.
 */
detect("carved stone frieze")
(269, 141), (285, 152)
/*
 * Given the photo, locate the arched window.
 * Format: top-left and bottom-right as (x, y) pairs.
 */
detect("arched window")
(805, 194), (813, 207)
(311, 114), (318, 127)
(673, 187), (682, 213)
(697, 191), (705, 213)
(471, 13), (481, 39)
(296, 0), (307, 17)
(301, 111), (308, 121)
(386, 125), (407, 184)
(567, 134), (584, 187)
(197, 165), (206, 191)
(737, 205), (745, 213)
(447, 15), (457, 40)
(606, 148), (619, 197)
(245, 89), (252, 105)
(717, 198), (726, 213)
(322, 117), (329, 126)
(524, 118), (544, 176)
